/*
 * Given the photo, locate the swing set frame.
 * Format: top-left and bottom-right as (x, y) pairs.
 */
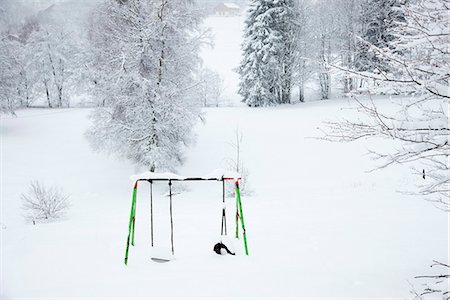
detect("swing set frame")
(124, 173), (248, 265)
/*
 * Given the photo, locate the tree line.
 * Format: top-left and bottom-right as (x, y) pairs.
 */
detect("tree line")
(0, 0), (207, 172)
(0, 1), (91, 113)
(238, 0), (408, 106)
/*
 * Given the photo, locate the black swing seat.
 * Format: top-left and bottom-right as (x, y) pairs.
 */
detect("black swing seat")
(213, 242), (235, 255)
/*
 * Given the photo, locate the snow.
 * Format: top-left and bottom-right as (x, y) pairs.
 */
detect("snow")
(1, 98), (448, 299)
(130, 172), (187, 182)
(1, 12), (448, 300)
(202, 169), (241, 180)
(223, 3), (240, 9)
(201, 15), (245, 105)
(130, 169), (241, 181)
(150, 247), (174, 262)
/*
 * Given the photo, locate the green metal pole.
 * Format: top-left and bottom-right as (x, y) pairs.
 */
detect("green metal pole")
(124, 181), (138, 265)
(169, 180), (174, 255)
(150, 181), (153, 247)
(131, 187), (137, 246)
(235, 181), (248, 255)
(235, 188), (239, 239)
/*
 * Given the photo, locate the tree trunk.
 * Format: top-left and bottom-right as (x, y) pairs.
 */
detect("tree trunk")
(44, 79), (52, 108)
(57, 86), (63, 108)
(282, 61), (292, 104)
(319, 35), (330, 100)
(298, 82), (304, 103)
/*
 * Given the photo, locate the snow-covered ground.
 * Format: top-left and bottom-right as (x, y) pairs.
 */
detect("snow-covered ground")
(1, 13), (448, 300)
(1, 98), (448, 298)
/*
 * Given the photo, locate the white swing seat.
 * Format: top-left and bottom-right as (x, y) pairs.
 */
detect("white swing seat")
(150, 246), (174, 263)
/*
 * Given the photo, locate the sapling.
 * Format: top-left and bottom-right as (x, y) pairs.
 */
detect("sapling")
(225, 129), (251, 197)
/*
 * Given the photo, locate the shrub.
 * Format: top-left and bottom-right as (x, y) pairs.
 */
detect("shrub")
(21, 181), (70, 224)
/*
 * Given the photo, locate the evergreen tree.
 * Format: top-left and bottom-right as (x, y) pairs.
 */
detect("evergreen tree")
(355, 0), (405, 73)
(238, 0), (296, 107)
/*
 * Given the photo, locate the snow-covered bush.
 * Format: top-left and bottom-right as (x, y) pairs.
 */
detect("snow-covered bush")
(21, 181), (70, 224)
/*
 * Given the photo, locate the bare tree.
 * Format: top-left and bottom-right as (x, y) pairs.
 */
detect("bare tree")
(21, 181), (70, 224)
(322, 2), (449, 296)
(324, 0), (449, 211)
(225, 129), (251, 197)
(324, 95), (449, 211)
(410, 261), (449, 300)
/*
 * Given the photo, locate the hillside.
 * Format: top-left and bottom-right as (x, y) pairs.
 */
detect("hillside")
(1, 99), (447, 298)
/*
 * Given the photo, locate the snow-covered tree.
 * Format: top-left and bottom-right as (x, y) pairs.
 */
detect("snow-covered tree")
(334, 0), (360, 93)
(87, 0), (204, 171)
(1, 0), (84, 112)
(15, 18), (41, 108)
(238, 0), (296, 106)
(292, 0), (351, 101)
(277, 0), (297, 104)
(355, 0), (405, 74)
(0, 0), (29, 114)
(313, 1), (337, 100)
(27, 25), (81, 108)
(0, 34), (22, 114)
(239, 0), (277, 106)
(292, 0), (314, 102)
(289, 0), (404, 100)
(196, 67), (225, 107)
(326, 0), (450, 211)
(324, 3), (449, 295)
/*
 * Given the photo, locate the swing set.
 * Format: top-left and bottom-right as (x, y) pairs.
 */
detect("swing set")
(124, 170), (249, 265)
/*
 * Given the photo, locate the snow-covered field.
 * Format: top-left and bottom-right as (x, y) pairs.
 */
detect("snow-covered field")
(1, 14), (448, 300)
(1, 98), (448, 299)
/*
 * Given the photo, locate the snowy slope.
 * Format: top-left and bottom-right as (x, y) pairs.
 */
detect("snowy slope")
(1, 99), (448, 299)
(201, 16), (245, 105)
